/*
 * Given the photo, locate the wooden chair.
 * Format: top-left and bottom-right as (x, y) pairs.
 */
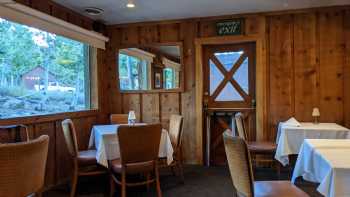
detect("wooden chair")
(61, 119), (107, 197)
(109, 124), (162, 197)
(223, 132), (309, 197)
(0, 135), (49, 197)
(160, 114), (184, 183)
(110, 114), (129, 124)
(235, 113), (280, 176)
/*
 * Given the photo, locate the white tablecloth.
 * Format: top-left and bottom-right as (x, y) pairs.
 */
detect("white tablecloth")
(275, 122), (350, 166)
(88, 124), (174, 167)
(292, 139), (350, 197)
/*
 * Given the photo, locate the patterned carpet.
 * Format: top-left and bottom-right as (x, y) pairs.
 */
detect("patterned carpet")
(45, 165), (322, 197)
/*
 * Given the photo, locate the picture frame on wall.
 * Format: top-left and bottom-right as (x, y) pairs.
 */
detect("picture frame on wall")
(154, 70), (162, 89)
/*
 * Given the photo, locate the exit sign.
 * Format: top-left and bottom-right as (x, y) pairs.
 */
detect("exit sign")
(216, 19), (244, 36)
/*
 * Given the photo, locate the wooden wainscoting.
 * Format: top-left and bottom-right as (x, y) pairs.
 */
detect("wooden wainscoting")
(120, 93), (181, 130)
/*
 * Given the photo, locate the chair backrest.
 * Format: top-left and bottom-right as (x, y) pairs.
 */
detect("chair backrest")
(61, 119), (79, 157)
(223, 132), (254, 197)
(110, 114), (129, 124)
(118, 124), (162, 164)
(168, 114), (184, 151)
(0, 135), (49, 197)
(235, 113), (248, 140)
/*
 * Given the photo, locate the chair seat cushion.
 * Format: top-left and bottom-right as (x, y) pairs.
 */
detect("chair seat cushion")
(247, 141), (276, 153)
(110, 159), (154, 174)
(77, 149), (97, 166)
(254, 181), (309, 197)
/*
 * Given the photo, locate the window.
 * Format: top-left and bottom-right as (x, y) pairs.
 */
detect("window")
(118, 48), (152, 90)
(0, 17), (91, 119)
(162, 57), (180, 90)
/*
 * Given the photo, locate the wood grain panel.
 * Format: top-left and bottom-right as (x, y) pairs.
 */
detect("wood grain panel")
(344, 10), (350, 128)
(160, 93), (180, 129)
(268, 15), (294, 140)
(142, 94), (160, 123)
(180, 90), (197, 163)
(159, 23), (180, 42)
(33, 122), (56, 187)
(139, 25), (159, 44)
(122, 94), (141, 122)
(319, 11), (344, 123)
(293, 13), (318, 121)
(121, 26), (139, 45)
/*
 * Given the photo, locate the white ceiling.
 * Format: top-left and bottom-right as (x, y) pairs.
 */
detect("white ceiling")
(52, 0), (350, 24)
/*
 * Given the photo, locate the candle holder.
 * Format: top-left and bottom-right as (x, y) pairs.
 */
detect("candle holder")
(312, 108), (320, 124)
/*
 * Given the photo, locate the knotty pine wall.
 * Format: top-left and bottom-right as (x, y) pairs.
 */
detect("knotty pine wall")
(106, 6), (350, 163)
(0, 0), (109, 189)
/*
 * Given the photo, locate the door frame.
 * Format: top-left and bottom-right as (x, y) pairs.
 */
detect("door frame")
(195, 35), (267, 164)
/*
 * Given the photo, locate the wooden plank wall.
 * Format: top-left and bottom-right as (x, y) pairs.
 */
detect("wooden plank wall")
(1, 0), (109, 189)
(266, 9), (350, 140)
(14, 0), (94, 30)
(107, 6), (350, 161)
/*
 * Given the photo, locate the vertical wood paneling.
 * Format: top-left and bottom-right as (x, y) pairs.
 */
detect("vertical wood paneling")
(121, 26), (139, 45)
(319, 11), (344, 123)
(293, 13), (318, 121)
(142, 94), (160, 123)
(160, 93), (180, 129)
(268, 15), (294, 140)
(139, 25), (159, 44)
(34, 122), (56, 187)
(344, 10), (350, 128)
(122, 94), (141, 122)
(159, 23), (180, 42)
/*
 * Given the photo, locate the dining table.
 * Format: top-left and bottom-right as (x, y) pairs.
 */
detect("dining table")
(88, 124), (174, 168)
(275, 122), (350, 166)
(292, 139), (350, 197)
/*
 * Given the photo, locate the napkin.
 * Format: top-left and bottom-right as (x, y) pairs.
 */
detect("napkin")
(283, 117), (301, 127)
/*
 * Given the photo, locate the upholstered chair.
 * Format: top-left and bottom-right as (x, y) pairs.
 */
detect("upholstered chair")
(109, 124), (162, 197)
(235, 113), (280, 176)
(0, 135), (49, 197)
(160, 114), (184, 182)
(223, 132), (309, 197)
(61, 119), (106, 197)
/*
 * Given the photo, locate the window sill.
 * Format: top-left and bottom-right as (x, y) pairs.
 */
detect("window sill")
(0, 109), (99, 125)
(120, 88), (183, 94)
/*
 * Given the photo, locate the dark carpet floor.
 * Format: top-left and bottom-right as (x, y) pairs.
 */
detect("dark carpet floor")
(44, 165), (322, 197)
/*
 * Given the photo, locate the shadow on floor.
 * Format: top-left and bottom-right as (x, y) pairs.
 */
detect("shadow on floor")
(45, 165), (322, 197)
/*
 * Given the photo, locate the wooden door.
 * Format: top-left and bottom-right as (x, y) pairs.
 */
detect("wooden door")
(203, 42), (256, 165)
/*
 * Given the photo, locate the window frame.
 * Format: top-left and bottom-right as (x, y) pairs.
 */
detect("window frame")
(117, 42), (185, 93)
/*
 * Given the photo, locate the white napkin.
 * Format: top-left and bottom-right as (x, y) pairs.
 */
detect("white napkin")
(283, 117), (301, 127)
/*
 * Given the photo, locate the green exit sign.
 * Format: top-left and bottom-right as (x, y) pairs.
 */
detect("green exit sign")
(216, 19), (244, 36)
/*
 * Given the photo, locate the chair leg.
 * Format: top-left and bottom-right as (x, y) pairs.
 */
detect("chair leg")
(36, 191), (42, 197)
(70, 171), (78, 197)
(121, 170), (126, 197)
(155, 163), (162, 197)
(110, 175), (115, 197)
(276, 161), (281, 179)
(178, 152), (185, 183)
(146, 172), (151, 191)
(177, 162), (185, 183)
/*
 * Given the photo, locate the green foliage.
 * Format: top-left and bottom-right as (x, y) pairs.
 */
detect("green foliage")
(0, 17), (87, 88)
